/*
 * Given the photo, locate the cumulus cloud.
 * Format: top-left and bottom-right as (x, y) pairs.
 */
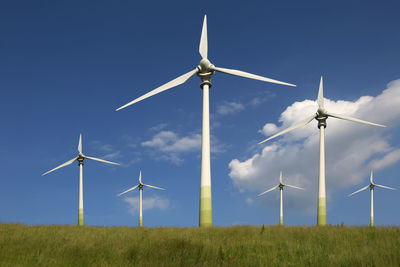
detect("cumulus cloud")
(259, 123), (279, 136)
(123, 195), (169, 215)
(141, 130), (224, 164)
(216, 101), (244, 115)
(229, 79), (400, 214)
(142, 131), (201, 153)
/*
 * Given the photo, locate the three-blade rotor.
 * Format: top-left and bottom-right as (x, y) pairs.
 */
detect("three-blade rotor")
(116, 14), (295, 112)
(42, 134), (120, 176)
(259, 76), (385, 144)
(257, 171), (304, 196)
(349, 171), (396, 196)
(118, 170), (165, 197)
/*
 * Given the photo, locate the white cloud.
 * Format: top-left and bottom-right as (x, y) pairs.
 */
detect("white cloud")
(369, 149), (400, 170)
(141, 130), (200, 164)
(150, 123), (168, 132)
(259, 123), (278, 136)
(123, 195), (170, 215)
(229, 79), (400, 214)
(141, 130), (225, 164)
(142, 131), (201, 153)
(216, 101), (244, 115)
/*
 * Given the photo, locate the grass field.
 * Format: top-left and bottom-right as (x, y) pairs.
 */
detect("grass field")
(1, 224), (399, 266)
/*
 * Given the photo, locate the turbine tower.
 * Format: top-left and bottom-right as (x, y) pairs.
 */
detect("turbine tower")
(257, 171), (304, 225)
(259, 77), (385, 226)
(349, 171), (396, 227)
(116, 15), (295, 227)
(118, 170), (165, 227)
(42, 134), (120, 226)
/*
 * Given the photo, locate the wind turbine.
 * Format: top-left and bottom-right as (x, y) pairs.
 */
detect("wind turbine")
(118, 170), (165, 227)
(259, 76), (386, 225)
(116, 15), (295, 227)
(42, 134), (120, 226)
(349, 171), (396, 227)
(257, 171), (304, 225)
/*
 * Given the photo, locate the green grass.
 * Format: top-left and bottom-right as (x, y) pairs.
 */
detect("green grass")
(1, 224), (399, 266)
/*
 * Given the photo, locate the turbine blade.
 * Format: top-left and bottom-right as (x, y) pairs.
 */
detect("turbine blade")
(317, 76), (324, 109)
(118, 185), (139, 196)
(42, 157), (77, 176)
(143, 184), (166, 190)
(78, 134), (82, 154)
(84, 156), (120, 165)
(348, 185), (369, 197)
(257, 185), (279, 197)
(199, 15), (208, 59)
(211, 66), (296, 87)
(370, 171), (373, 184)
(326, 112), (386, 128)
(116, 68), (199, 111)
(279, 171), (283, 183)
(259, 114), (316, 144)
(283, 184), (304, 190)
(374, 184), (396, 190)
(139, 170), (142, 184)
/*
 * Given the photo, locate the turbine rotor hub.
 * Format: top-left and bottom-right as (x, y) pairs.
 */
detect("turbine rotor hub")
(77, 156), (84, 166)
(198, 58), (214, 73)
(317, 107), (327, 115)
(197, 59), (214, 89)
(316, 112), (328, 129)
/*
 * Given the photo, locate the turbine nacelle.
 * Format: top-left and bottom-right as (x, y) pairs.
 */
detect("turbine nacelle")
(369, 183), (375, 189)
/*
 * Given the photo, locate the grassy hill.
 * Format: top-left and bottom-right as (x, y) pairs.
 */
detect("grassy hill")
(1, 224), (399, 266)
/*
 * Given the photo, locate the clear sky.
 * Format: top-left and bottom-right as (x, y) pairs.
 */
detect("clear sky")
(1, 0), (400, 227)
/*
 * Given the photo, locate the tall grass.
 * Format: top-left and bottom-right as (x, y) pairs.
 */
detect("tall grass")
(1, 224), (399, 266)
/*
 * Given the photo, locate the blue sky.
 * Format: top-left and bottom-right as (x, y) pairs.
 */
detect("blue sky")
(1, 1), (400, 227)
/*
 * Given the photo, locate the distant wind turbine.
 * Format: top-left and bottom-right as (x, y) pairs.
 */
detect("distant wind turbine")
(116, 15), (295, 227)
(257, 171), (304, 225)
(42, 134), (120, 226)
(118, 170), (165, 227)
(259, 76), (386, 225)
(349, 171), (396, 227)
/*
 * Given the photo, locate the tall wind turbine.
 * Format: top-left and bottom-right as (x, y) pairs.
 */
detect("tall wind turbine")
(116, 15), (295, 227)
(349, 171), (396, 227)
(257, 171), (304, 225)
(42, 134), (120, 226)
(118, 170), (165, 227)
(259, 77), (386, 225)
